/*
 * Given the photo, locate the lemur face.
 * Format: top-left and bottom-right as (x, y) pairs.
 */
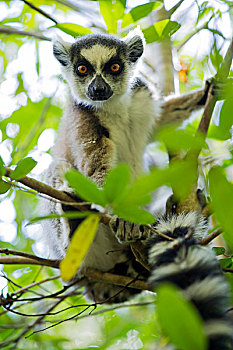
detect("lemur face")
(53, 30), (144, 104)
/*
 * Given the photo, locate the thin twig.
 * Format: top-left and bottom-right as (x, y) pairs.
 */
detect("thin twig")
(21, 0), (58, 24)
(177, 23), (208, 52)
(130, 243), (150, 271)
(13, 280), (82, 302)
(72, 301), (154, 321)
(0, 297), (66, 348)
(25, 275), (151, 338)
(11, 275), (61, 296)
(25, 304), (94, 339)
(200, 228), (222, 245)
(167, 0), (185, 16)
(146, 225), (175, 241)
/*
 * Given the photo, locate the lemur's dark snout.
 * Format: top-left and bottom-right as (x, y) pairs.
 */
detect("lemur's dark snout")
(88, 75), (113, 101)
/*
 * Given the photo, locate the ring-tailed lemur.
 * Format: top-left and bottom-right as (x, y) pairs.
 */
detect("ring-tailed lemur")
(41, 29), (232, 348)
(42, 28), (157, 301)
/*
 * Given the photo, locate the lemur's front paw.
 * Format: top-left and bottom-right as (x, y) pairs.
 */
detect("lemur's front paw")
(207, 77), (233, 100)
(109, 216), (152, 243)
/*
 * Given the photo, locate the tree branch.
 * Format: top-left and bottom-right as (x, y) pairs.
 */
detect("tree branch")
(0, 256), (59, 268)
(85, 268), (150, 291)
(194, 38), (233, 151)
(4, 167), (91, 211)
(0, 25), (51, 41)
(175, 39), (233, 214)
(0, 251), (150, 291)
(223, 268), (233, 274)
(200, 228), (222, 246)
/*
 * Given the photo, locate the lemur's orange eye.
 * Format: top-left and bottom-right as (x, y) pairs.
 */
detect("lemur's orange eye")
(77, 65), (88, 74)
(110, 63), (120, 73)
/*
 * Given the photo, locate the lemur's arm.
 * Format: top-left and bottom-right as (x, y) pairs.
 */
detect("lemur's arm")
(158, 81), (210, 126)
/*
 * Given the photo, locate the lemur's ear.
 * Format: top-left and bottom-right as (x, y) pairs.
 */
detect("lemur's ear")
(124, 27), (145, 63)
(53, 35), (73, 67)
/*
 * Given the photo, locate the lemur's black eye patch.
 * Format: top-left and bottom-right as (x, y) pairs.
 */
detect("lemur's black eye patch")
(75, 57), (94, 76)
(104, 58), (124, 75)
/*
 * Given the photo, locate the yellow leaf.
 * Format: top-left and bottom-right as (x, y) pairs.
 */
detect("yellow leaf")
(60, 214), (100, 282)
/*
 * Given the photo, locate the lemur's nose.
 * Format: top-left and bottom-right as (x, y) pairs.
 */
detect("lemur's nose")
(88, 74), (113, 101)
(93, 75), (106, 93)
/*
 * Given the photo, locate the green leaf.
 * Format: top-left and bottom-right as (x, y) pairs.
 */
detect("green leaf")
(113, 0), (126, 21)
(104, 164), (131, 203)
(212, 81), (233, 141)
(114, 168), (167, 208)
(157, 126), (205, 153)
(114, 206), (155, 225)
(10, 157), (37, 180)
(0, 98), (62, 163)
(157, 284), (207, 350)
(219, 258), (233, 268)
(209, 167), (233, 249)
(169, 160), (197, 199)
(0, 180), (10, 194)
(35, 40), (40, 76)
(207, 124), (231, 140)
(65, 170), (107, 207)
(143, 20), (181, 44)
(60, 214), (100, 281)
(51, 23), (92, 37)
(212, 246), (226, 256)
(196, 2), (214, 22)
(99, 0), (117, 34)
(113, 159), (197, 210)
(122, 2), (160, 28)
(0, 157), (5, 177)
(29, 211), (89, 224)
(210, 40), (223, 72)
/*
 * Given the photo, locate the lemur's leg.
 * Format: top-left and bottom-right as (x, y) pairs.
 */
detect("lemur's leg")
(109, 216), (153, 243)
(110, 189), (207, 244)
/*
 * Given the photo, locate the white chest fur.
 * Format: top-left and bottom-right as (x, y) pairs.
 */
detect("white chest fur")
(95, 88), (160, 178)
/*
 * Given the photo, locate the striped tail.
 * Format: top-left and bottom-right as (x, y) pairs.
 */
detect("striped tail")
(148, 212), (233, 350)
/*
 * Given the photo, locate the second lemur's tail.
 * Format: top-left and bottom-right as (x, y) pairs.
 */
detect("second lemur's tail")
(147, 212), (233, 350)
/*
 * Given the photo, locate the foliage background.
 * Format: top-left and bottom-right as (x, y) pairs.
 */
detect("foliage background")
(0, 0), (233, 349)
